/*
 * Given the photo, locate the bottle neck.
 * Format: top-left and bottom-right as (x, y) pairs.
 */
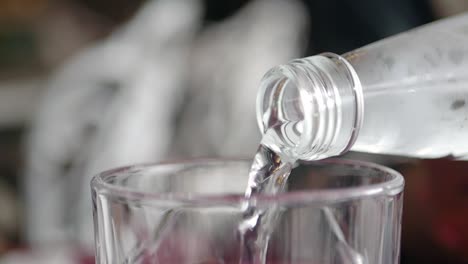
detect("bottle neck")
(257, 53), (364, 160)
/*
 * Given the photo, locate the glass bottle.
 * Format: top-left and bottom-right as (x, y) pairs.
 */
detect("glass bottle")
(258, 12), (468, 161)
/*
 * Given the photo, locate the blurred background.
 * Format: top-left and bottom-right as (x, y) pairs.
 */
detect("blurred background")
(0, 0), (467, 263)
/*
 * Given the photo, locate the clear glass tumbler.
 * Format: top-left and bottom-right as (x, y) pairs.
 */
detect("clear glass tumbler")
(91, 159), (404, 264)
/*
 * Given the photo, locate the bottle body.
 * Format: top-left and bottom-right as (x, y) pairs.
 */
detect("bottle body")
(346, 12), (468, 159)
(258, 13), (468, 160)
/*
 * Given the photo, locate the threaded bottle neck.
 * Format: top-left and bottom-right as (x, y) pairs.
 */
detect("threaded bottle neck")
(257, 53), (363, 160)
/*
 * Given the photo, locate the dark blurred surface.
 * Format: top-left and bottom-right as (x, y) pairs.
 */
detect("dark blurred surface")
(0, 0), (467, 263)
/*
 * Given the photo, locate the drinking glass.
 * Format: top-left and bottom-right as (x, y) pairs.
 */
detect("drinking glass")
(91, 159), (404, 264)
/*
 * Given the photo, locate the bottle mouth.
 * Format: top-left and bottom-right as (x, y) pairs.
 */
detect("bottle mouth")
(256, 72), (303, 150)
(256, 64), (314, 158)
(256, 53), (363, 160)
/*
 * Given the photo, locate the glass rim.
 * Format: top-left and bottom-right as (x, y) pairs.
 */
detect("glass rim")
(91, 158), (404, 206)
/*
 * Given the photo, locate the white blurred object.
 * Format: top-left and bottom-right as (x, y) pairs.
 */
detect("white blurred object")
(24, 0), (308, 252)
(174, 0), (308, 158)
(25, 0), (203, 247)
